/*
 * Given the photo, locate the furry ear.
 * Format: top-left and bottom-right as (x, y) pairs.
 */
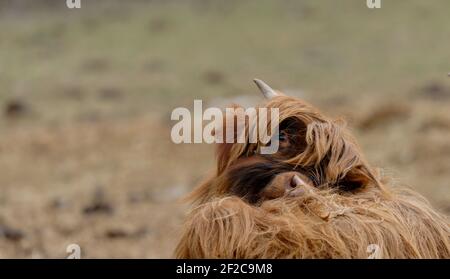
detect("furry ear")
(214, 104), (246, 174)
(216, 142), (234, 174)
(338, 165), (375, 191)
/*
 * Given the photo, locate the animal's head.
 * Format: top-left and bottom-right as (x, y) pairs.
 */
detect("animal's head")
(189, 79), (383, 205)
(177, 80), (450, 259)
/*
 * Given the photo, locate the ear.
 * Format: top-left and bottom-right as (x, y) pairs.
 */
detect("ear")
(214, 104), (245, 174)
(339, 165), (377, 191)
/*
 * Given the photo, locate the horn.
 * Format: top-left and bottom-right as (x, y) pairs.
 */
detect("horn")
(253, 79), (279, 99)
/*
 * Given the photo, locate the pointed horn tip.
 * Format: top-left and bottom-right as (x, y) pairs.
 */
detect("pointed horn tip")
(252, 78), (271, 91)
(252, 78), (278, 99)
(252, 78), (264, 88)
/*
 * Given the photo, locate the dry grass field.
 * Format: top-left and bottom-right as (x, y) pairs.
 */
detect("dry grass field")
(0, 0), (449, 258)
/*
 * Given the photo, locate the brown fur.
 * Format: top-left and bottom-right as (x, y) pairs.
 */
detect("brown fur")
(175, 95), (450, 259)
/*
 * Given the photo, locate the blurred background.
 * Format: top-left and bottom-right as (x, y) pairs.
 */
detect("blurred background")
(0, 0), (449, 258)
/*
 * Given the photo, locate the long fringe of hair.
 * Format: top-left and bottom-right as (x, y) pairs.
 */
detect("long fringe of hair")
(175, 96), (450, 258)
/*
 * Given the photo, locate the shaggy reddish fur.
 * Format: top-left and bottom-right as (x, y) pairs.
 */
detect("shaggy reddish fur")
(175, 94), (450, 259)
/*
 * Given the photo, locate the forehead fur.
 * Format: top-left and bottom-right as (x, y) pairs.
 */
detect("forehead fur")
(218, 95), (380, 188)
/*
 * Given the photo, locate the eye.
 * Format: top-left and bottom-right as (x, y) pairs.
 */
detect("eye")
(264, 131), (289, 149)
(279, 131), (288, 142)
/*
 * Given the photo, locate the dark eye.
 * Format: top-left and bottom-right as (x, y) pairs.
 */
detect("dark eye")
(264, 131), (289, 148)
(279, 132), (288, 142)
